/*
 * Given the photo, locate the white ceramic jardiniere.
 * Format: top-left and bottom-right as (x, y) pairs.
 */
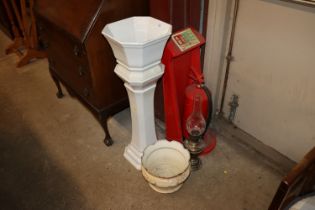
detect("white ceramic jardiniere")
(141, 140), (191, 193)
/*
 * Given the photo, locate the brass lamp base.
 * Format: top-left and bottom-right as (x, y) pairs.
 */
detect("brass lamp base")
(184, 138), (204, 171)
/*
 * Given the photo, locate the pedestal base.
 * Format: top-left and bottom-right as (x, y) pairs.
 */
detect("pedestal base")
(115, 63), (164, 170)
(124, 144), (143, 170)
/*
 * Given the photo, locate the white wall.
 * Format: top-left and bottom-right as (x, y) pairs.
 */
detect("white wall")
(204, 0), (315, 161)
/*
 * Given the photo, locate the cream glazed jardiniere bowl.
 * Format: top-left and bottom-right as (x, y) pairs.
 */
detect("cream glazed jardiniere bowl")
(141, 140), (191, 193)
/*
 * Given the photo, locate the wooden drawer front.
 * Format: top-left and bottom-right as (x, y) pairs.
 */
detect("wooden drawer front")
(49, 57), (93, 99)
(38, 20), (93, 99)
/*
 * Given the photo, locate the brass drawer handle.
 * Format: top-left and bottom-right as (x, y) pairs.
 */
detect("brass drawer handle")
(73, 45), (81, 57)
(78, 66), (86, 76)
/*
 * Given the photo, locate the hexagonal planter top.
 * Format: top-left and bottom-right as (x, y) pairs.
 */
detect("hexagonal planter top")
(102, 17), (172, 70)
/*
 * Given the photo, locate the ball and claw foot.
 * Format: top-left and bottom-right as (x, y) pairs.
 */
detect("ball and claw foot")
(104, 137), (113, 146)
(56, 91), (64, 98)
(101, 116), (113, 147)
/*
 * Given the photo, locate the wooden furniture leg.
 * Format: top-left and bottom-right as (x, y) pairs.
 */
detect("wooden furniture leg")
(11, 0), (29, 48)
(5, 0), (46, 67)
(100, 114), (113, 146)
(49, 71), (64, 99)
(16, 49), (47, 67)
(3, 0), (24, 55)
(5, 38), (24, 56)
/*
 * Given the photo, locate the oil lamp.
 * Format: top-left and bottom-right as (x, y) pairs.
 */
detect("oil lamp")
(184, 94), (206, 170)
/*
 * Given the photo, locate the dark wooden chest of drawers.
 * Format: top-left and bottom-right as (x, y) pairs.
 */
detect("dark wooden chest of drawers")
(34, 0), (148, 145)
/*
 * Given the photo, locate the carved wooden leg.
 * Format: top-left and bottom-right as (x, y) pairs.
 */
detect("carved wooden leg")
(100, 114), (113, 146)
(50, 72), (64, 98)
(16, 49), (47, 68)
(5, 38), (24, 56)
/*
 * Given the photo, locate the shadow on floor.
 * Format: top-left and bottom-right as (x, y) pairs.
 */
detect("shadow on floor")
(0, 94), (89, 210)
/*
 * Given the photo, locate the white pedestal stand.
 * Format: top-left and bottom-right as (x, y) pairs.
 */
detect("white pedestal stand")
(115, 64), (164, 169)
(102, 17), (172, 170)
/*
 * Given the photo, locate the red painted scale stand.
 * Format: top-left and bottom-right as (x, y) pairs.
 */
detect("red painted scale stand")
(162, 28), (216, 155)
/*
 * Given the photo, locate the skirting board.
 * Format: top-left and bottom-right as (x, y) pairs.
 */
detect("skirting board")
(214, 117), (296, 175)
(155, 116), (295, 175)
